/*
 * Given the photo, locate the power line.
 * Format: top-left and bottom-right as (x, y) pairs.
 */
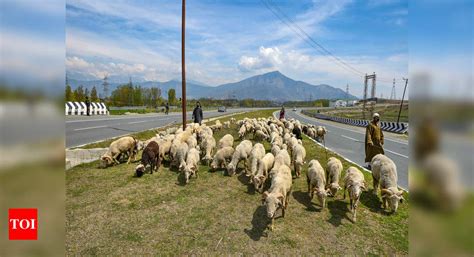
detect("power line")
(261, 0), (403, 83)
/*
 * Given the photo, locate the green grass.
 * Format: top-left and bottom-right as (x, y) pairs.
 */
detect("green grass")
(307, 104), (408, 123)
(66, 109), (408, 255)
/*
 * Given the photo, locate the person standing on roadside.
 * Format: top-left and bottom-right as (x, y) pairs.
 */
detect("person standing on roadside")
(165, 102), (169, 115)
(279, 106), (285, 120)
(85, 96), (91, 116)
(192, 101), (203, 125)
(365, 113), (384, 169)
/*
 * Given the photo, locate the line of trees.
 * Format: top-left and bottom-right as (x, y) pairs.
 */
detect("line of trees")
(65, 84), (98, 102)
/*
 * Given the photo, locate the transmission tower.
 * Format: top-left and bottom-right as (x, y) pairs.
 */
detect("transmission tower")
(102, 75), (109, 99)
(362, 72), (376, 119)
(390, 78), (396, 100)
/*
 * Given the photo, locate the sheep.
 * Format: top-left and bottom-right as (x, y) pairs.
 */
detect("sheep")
(182, 147), (200, 184)
(238, 125), (247, 140)
(253, 130), (269, 142)
(315, 126), (326, 143)
(200, 135), (216, 165)
(262, 164), (292, 231)
(227, 140), (253, 176)
(269, 147), (291, 179)
(135, 141), (160, 177)
(210, 146), (235, 170)
(292, 143), (306, 178)
(196, 125), (213, 143)
(100, 136), (138, 168)
(326, 157), (343, 197)
(271, 144), (280, 157)
(218, 134), (234, 149)
(253, 153), (275, 193)
(157, 138), (172, 161)
(307, 160), (327, 208)
(248, 143), (266, 178)
(230, 117), (236, 124)
(223, 121), (231, 129)
(186, 135), (198, 149)
(343, 166), (366, 222)
(171, 142), (188, 170)
(371, 154), (404, 212)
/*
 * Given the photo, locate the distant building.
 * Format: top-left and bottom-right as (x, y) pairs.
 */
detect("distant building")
(346, 100), (359, 107)
(329, 100), (347, 108)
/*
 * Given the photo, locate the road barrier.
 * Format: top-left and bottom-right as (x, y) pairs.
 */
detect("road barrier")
(301, 110), (408, 134)
(66, 101), (109, 116)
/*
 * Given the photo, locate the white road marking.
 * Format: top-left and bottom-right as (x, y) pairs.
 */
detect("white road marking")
(341, 134), (363, 142)
(293, 111), (408, 145)
(385, 149), (409, 159)
(74, 125), (107, 131)
(128, 120), (149, 124)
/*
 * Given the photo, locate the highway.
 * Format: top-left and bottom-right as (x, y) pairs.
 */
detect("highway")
(66, 108), (268, 148)
(284, 110), (409, 190)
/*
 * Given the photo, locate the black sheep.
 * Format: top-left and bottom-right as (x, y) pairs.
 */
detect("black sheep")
(135, 141), (161, 177)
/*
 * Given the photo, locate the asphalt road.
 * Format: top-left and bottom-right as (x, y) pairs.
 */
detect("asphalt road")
(66, 108), (269, 148)
(284, 110), (409, 190)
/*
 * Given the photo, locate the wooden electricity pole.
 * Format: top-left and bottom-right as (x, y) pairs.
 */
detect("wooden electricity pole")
(397, 77), (408, 123)
(181, 0), (187, 130)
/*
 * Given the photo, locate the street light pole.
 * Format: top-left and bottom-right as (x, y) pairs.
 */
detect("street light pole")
(181, 0), (186, 130)
(397, 77), (408, 123)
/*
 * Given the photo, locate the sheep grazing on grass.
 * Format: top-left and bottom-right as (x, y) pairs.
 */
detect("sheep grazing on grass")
(227, 140), (253, 176)
(371, 154), (404, 212)
(343, 166), (366, 222)
(135, 141), (161, 177)
(218, 134), (234, 150)
(182, 147), (200, 184)
(262, 164), (292, 231)
(223, 121), (231, 129)
(172, 142), (188, 171)
(253, 130), (268, 142)
(186, 135), (198, 149)
(210, 146), (235, 170)
(272, 147), (290, 172)
(307, 160), (327, 209)
(230, 117), (236, 124)
(291, 143), (306, 178)
(248, 143), (266, 178)
(253, 153), (275, 193)
(315, 126), (326, 143)
(271, 145), (280, 157)
(326, 157), (343, 197)
(100, 136), (138, 168)
(238, 125), (247, 140)
(200, 135), (216, 165)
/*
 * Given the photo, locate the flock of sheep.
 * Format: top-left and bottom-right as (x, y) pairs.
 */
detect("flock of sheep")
(99, 115), (404, 230)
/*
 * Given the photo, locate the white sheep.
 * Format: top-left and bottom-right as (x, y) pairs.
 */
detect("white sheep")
(254, 130), (268, 142)
(253, 153), (275, 193)
(100, 136), (138, 168)
(200, 134), (216, 165)
(182, 147), (200, 184)
(343, 166), (366, 222)
(371, 154), (404, 212)
(262, 164), (292, 231)
(172, 142), (188, 171)
(248, 143), (266, 178)
(238, 125), (247, 140)
(186, 134), (198, 149)
(218, 134), (234, 149)
(307, 159), (327, 208)
(230, 117), (236, 124)
(227, 140), (253, 176)
(271, 144), (280, 157)
(326, 157), (343, 197)
(315, 126), (326, 143)
(223, 121), (231, 129)
(292, 143), (306, 178)
(210, 146), (235, 170)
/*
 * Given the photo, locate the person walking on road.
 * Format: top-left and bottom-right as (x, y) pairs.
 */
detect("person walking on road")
(85, 96), (91, 116)
(279, 106), (285, 120)
(365, 113), (384, 169)
(192, 101), (203, 125)
(165, 102), (169, 115)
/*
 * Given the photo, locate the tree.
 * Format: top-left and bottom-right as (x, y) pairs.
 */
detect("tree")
(73, 85), (85, 102)
(84, 88), (90, 99)
(90, 86), (98, 102)
(168, 89), (176, 106)
(65, 84), (73, 102)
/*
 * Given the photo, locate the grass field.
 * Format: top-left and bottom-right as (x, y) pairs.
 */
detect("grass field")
(307, 104), (408, 123)
(66, 109), (408, 255)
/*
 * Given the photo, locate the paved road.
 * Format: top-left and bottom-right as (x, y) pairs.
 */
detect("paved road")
(284, 110), (409, 190)
(66, 108), (269, 148)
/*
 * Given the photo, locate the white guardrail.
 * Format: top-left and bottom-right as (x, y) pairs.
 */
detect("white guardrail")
(65, 101), (109, 116)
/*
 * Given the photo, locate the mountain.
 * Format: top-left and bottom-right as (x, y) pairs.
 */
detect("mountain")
(68, 71), (357, 101)
(207, 71), (356, 101)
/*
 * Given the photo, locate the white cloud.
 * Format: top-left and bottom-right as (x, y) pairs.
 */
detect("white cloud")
(238, 46), (282, 72)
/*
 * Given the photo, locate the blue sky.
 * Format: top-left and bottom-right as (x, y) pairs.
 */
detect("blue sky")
(65, 0), (410, 98)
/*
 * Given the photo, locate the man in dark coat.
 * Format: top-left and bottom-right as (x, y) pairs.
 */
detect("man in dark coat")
(165, 102), (169, 115)
(365, 113), (384, 169)
(192, 101), (203, 125)
(85, 96), (91, 116)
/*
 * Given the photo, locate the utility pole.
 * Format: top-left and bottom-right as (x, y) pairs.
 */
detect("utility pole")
(181, 0), (187, 130)
(102, 74), (109, 100)
(397, 77), (408, 123)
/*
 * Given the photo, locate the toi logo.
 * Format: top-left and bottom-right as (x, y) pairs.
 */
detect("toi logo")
(8, 208), (38, 240)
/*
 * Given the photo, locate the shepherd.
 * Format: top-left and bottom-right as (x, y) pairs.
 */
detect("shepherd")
(365, 113), (384, 169)
(279, 106), (285, 120)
